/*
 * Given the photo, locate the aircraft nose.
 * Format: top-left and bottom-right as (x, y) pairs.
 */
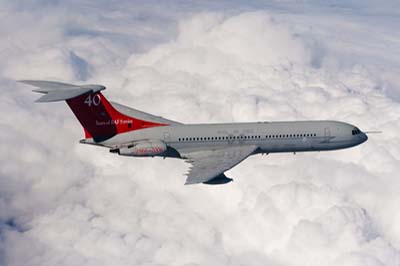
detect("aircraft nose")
(360, 132), (368, 143)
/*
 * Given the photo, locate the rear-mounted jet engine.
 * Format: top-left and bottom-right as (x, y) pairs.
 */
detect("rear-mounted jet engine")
(112, 140), (167, 157)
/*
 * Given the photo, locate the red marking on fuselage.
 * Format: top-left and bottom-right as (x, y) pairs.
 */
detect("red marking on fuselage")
(97, 93), (168, 134)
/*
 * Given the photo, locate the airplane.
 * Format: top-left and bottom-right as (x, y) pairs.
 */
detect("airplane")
(21, 80), (369, 185)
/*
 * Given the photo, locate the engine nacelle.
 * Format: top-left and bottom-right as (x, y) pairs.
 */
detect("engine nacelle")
(203, 173), (233, 185)
(117, 140), (167, 157)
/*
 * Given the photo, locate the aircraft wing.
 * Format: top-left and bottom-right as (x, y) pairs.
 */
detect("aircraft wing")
(181, 145), (258, 185)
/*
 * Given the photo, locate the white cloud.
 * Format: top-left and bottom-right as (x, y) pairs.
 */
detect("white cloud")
(1, 1), (400, 266)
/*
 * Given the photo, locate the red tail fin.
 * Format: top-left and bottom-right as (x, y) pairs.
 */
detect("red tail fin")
(66, 92), (168, 142)
(22, 80), (169, 142)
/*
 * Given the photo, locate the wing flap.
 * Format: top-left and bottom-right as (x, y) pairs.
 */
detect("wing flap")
(181, 145), (258, 185)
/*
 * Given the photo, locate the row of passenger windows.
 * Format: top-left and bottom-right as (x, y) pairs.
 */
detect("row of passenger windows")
(178, 133), (317, 142)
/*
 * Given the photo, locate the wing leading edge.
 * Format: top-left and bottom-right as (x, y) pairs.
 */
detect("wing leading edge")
(181, 145), (258, 185)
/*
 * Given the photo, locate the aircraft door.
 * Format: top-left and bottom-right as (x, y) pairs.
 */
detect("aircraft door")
(324, 127), (331, 138)
(163, 132), (171, 142)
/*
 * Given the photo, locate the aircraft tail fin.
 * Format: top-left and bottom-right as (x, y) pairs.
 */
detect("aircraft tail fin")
(21, 80), (169, 142)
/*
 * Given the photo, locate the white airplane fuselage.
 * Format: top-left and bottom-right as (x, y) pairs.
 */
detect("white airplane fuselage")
(103, 120), (367, 156)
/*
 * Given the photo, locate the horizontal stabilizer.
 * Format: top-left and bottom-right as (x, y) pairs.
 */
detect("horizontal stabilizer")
(20, 80), (106, 102)
(35, 88), (93, 102)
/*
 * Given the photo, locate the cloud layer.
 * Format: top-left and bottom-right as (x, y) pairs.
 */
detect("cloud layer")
(1, 1), (400, 266)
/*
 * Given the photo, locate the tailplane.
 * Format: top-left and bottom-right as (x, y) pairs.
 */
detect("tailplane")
(21, 80), (169, 142)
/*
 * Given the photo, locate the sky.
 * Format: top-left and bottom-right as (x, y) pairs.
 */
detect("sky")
(1, 1), (400, 265)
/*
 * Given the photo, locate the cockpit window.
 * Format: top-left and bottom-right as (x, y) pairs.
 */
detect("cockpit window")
(352, 128), (361, 135)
